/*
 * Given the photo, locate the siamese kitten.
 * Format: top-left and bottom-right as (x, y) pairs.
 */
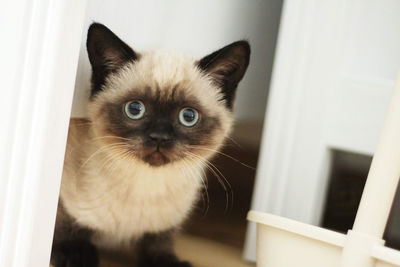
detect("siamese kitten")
(51, 23), (250, 267)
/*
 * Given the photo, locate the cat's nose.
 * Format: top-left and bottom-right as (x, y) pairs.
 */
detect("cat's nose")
(148, 132), (172, 145)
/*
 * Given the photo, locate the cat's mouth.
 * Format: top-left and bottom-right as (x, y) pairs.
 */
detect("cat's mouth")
(143, 150), (170, 166)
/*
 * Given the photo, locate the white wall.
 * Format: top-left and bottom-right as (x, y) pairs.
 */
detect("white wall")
(71, 0), (282, 124)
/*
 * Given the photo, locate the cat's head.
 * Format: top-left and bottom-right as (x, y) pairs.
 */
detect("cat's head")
(86, 23), (250, 167)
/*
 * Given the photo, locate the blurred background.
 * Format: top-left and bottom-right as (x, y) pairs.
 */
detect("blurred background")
(69, 0), (400, 266)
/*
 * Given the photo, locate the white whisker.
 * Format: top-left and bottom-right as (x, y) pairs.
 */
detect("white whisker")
(184, 151), (233, 213)
(188, 145), (255, 170)
(181, 158), (209, 216)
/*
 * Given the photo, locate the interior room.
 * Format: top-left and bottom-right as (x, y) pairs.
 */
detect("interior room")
(2, 1), (400, 267)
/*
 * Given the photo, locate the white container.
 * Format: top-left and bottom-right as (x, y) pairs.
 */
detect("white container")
(247, 73), (400, 267)
(248, 210), (400, 267)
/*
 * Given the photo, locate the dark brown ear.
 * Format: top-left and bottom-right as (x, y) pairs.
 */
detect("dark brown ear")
(87, 23), (138, 97)
(198, 41), (250, 109)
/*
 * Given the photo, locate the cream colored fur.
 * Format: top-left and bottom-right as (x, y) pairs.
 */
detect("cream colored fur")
(59, 51), (234, 250)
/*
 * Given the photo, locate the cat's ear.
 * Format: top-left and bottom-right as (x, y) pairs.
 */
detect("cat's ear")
(198, 41), (250, 109)
(87, 23), (138, 96)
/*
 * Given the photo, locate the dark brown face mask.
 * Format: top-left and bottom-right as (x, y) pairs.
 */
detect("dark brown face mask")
(86, 23), (250, 166)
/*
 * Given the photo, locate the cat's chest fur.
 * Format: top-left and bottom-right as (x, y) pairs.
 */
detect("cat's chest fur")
(60, 120), (203, 245)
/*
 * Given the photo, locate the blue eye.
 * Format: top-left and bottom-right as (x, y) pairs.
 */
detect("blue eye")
(125, 101), (145, 120)
(179, 108), (199, 127)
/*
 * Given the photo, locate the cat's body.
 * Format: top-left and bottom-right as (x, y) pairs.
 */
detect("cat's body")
(59, 118), (202, 246)
(51, 23), (250, 267)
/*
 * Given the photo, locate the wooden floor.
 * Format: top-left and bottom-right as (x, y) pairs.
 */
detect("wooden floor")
(176, 235), (255, 267)
(98, 234), (255, 267)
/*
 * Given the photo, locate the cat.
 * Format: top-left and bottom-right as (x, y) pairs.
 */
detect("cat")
(51, 23), (250, 267)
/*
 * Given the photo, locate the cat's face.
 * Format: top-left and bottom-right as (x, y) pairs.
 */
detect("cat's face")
(86, 23), (250, 167)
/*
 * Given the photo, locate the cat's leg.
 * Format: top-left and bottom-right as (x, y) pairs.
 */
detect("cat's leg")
(50, 239), (99, 267)
(50, 204), (99, 267)
(136, 230), (191, 267)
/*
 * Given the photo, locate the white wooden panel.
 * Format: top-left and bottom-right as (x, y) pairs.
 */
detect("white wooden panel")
(0, 0), (86, 266)
(342, 0), (400, 80)
(325, 76), (393, 155)
(0, 0), (32, 230)
(245, 0), (347, 260)
(325, 0), (400, 155)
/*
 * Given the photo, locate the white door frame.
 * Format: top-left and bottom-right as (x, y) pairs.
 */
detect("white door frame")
(0, 0), (87, 266)
(244, 0), (398, 261)
(243, 2), (335, 259)
(244, 1), (344, 258)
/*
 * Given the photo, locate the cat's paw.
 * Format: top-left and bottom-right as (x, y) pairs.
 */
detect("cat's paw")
(138, 254), (192, 267)
(162, 260), (192, 267)
(50, 240), (99, 267)
(165, 261), (192, 267)
(140, 260), (192, 267)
